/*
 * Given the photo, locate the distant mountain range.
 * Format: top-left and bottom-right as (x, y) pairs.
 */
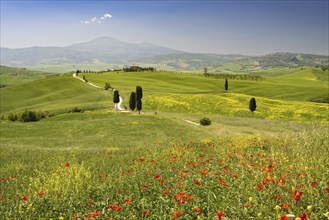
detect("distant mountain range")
(1, 37), (328, 71)
(0, 37), (185, 66)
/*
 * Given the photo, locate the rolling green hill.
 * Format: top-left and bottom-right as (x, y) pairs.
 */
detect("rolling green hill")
(0, 66), (55, 87)
(0, 75), (112, 114)
(1, 66), (328, 123)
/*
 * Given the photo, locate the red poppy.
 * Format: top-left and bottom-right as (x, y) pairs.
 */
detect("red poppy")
(159, 179), (166, 184)
(125, 198), (132, 204)
(243, 203), (251, 208)
(173, 210), (181, 219)
(85, 209), (100, 218)
(195, 179), (201, 185)
(163, 190), (169, 195)
(65, 162), (70, 167)
(142, 210), (149, 215)
(114, 206), (122, 211)
(143, 184), (148, 188)
(256, 184), (263, 191)
(21, 196), (27, 201)
(88, 201), (95, 205)
(217, 210), (224, 219)
(38, 191), (44, 197)
(91, 210), (99, 217)
(154, 175), (160, 179)
(294, 195), (301, 201)
(292, 190), (302, 201)
(194, 207), (201, 213)
(282, 203), (289, 209)
(218, 178), (224, 183)
(299, 213), (307, 220)
(280, 216), (288, 220)
(276, 195), (281, 200)
(310, 182), (316, 187)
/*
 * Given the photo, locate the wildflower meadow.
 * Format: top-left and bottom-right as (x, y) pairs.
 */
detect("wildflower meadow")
(1, 125), (328, 219)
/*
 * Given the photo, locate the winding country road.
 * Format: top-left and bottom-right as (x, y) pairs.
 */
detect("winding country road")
(73, 72), (102, 89)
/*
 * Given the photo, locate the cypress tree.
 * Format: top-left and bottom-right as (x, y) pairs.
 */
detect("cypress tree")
(136, 86), (143, 114)
(136, 86), (143, 100)
(249, 97), (257, 115)
(113, 90), (120, 104)
(129, 92), (136, 111)
(225, 79), (228, 91)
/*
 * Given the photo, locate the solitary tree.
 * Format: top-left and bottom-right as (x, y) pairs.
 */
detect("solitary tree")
(203, 67), (208, 76)
(113, 90), (120, 109)
(249, 97), (257, 115)
(129, 92), (136, 111)
(225, 79), (228, 92)
(136, 86), (143, 114)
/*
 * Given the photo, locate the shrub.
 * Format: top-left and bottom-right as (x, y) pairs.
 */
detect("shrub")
(7, 113), (19, 121)
(104, 82), (111, 90)
(68, 107), (84, 113)
(200, 117), (211, 126)
(19, 110), (39, 122)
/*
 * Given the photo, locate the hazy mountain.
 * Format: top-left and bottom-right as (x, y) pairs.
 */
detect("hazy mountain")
(1, 37), (328, 72)
(0, 37), (186, 66)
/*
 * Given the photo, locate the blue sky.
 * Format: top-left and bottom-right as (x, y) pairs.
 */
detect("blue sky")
(1, 0), (328, 55)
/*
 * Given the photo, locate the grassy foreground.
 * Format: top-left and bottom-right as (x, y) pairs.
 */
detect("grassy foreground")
(0, 112), (328, 219)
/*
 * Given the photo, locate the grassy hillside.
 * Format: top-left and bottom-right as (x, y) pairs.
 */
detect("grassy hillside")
(1, 67), (328, 123)
(218, 52), (328, 72)
(0, 75), (112, 114)
(0, 66), (54, 86)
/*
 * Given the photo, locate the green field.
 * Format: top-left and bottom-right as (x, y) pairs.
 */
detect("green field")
(0, 66), (56, 87)
(0, 66), (328, 219)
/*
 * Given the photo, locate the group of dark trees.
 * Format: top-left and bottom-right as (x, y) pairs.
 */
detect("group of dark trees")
(129, 86), (143, 114)
(113, 86), (143, 114)
(123, 66), (156, 72)
(205, 72), (263, 81)
(76, 70), (98, 74)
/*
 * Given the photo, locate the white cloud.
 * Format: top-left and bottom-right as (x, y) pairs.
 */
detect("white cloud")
(103, 13), (112, 19)
(81, 13), (112, 24)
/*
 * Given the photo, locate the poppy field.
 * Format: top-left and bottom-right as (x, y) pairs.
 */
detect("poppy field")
(1, 123), (328, 219)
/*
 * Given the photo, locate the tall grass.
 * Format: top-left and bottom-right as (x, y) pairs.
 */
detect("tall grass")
(1, 125), (328, 219)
